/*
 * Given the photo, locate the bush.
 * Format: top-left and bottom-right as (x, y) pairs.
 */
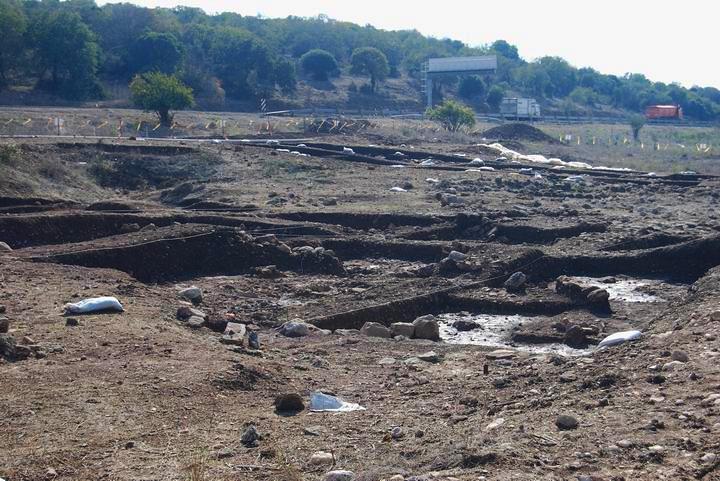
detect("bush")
(426, 100), (476, 132)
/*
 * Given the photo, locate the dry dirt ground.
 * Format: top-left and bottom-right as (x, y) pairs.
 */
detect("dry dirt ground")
(1, 120), (720, 481)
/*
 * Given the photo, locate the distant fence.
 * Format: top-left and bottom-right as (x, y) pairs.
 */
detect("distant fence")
(263, 108), (720, 128)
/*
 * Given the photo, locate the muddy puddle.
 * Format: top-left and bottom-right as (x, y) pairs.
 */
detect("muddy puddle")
(437, 312), (590, 356)
(573, 276), (678, 303)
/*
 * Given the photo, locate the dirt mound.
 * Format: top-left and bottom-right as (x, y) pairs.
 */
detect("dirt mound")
(482, 123), (558, 143)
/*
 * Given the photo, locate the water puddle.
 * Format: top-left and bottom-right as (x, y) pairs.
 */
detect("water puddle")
(437, 312), (589, 356)
(573, 276), (665, 303)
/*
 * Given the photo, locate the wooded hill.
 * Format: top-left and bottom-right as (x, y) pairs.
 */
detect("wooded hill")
(1, 0), (719, 119)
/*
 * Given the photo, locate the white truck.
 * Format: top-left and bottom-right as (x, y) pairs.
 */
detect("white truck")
(500, 97), (541, 120)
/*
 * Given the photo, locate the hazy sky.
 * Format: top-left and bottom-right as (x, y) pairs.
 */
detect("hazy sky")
(100, 0), (718, 88)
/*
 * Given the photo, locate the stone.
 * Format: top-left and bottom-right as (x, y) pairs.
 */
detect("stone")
(710, 311), (720, 322)
(241, 425), (261, 447)
(662, 360), (684, 371)
(413, 315), (440, 341)
(186, 316), (205, 329)
(416, 351), (440, 363)
(504, 272), (527, 291)
(65, 317), (79, 327)
(485, 418), (505, 431)
(391, 426), (404, 439)
(671, 350), (689, 362)
(617, 439), (634, 449)
(224, 322), (246, 338)
(323, 471), (354, 481)
(556, 414), (579, 430)
(486, 349), (516, 360)
(586, 288), (610, 304)
(360, 322), (392, 338)
(390, 322), (415, 338)
(334, 329), (360, 336)
(447, 250), (468, 262)
(0, 305), (5, 313)
(279, 321), (311, 338)
(378, 357), (397, 366)
(177, 306), (206, 320)
(0, 241), (12, 252)
(321, 197), (338, 206)
(564, 325), (587, 348)
(0, 333), (16, 359)
(179, 286), (202, 304)
(274, 393), (305, 414)
(452, 319), (479, 331)
(310, 451), (334, 466)
(248, 332), (260, 350)
(0, 317), (9, 333)
(701, 453), (717, 464)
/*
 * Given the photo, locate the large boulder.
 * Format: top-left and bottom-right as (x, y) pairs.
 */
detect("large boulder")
(413, 315), (440, 341)
(279, 321), (312, 338)
(360, 322), (392, 338)
(504, 272), (527, 292)
(179, 286), (203, 304)
(390, 322), (415, 338)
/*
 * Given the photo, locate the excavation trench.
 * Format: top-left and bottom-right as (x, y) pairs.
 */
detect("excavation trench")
(29, 226), (346, 283)
(0, 212), (340, 248)
(403, 219), (608, 244)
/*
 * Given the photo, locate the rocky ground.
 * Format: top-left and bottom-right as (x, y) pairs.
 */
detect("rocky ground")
(1, 126), (719, 481)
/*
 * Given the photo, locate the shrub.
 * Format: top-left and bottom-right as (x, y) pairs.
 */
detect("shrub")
(426, 100), (476, 132)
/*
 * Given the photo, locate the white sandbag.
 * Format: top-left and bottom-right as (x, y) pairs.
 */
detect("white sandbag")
(598, 330), (641, 348)
(343, 147), (355, 154)
(64, 296), (124, 314)
(309, 392), (365, 412)
(389, 187), (407, 192)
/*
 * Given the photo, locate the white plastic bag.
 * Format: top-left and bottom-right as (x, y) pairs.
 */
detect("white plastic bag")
(64, 296), (124, 314)
(309, 392), (365, 412)
(598, 330), (641, 348)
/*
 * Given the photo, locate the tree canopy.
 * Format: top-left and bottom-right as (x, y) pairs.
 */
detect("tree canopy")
(300, 49), (338, 81)
(350, 47), (389, 93)
(130, 72), (194, 125)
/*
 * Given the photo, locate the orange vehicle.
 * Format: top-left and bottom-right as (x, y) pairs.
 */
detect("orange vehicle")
(645, 105), (683, 120)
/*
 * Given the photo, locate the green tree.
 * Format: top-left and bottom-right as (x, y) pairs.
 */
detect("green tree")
(426, 99), (476, 132)
(209, 27), (273, 99)
(130, 32), (183, 75)
(299, 49), (337, 81)
(350, 47), (389, 93)
(274, 58), (297, 93)
(491, 40), (519, 60)
(486, 84), (505, 111)
(33, 10), (102, 99)
(0, 0), (26, 89)
(458, 76), (485, 100)
(629, 114), (646, 141)
(130, 72), (194, 125)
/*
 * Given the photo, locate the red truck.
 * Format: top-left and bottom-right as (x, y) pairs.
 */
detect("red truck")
(645, 105), (683, 120)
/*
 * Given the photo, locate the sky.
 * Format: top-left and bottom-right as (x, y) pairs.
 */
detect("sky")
(99, 0), (719, 88)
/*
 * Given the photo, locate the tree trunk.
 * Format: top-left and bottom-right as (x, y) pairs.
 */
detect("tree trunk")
(158, 109), (172, 126)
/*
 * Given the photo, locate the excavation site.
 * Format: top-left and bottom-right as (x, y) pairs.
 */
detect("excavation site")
(1, 124), (719, 481)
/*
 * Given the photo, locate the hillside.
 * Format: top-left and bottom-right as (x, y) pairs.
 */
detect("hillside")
(0, 1), (719, 120)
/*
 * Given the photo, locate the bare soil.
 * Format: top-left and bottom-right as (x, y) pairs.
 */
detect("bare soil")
(1, 119), (720, 481)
